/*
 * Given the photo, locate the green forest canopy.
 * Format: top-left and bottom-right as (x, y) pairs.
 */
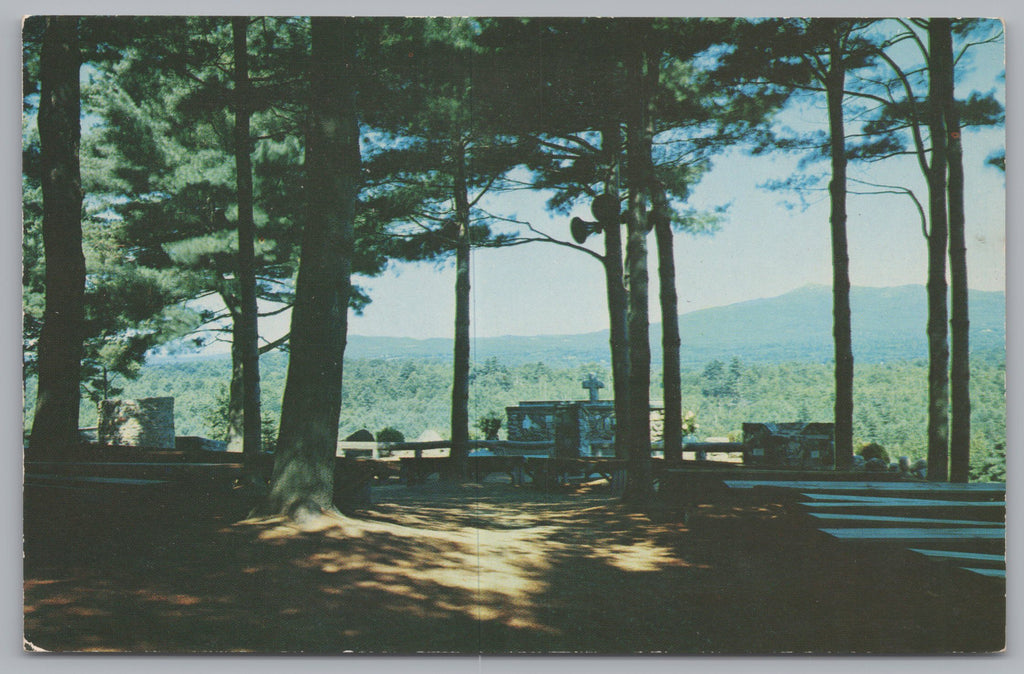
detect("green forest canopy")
(23, 349), (1006, 482)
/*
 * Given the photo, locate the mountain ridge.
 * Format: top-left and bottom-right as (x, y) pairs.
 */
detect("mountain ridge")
(341, 284), (1005, 367)
(157, 284), (1005, 368)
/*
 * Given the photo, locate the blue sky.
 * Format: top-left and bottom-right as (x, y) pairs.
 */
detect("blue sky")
(325, 19), (1007, 341)
(339, 131), (1005, 341)
(14, 9), (1007, 350)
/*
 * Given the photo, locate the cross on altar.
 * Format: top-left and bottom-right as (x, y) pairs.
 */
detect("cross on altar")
(582, 373), (605, 402)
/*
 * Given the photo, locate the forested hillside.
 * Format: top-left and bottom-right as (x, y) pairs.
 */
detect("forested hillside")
(23, 278), (1006, 480)
(26, 348), (1004, 482)
(337, 284), (1005, 367)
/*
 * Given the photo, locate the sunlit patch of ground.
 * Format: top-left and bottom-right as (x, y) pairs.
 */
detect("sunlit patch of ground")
(24, 479), (1004, 653)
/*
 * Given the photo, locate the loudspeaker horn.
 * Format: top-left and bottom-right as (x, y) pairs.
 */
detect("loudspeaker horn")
(570, 217), (603, 244)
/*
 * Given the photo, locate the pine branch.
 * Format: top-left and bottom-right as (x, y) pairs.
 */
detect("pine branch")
(801, 53), (827, 84)
(954, 28), (1003, 67)
(405, 215), (458, 247)
(535, 137), (589, 157)
(892, 20), (930, 61)
(468, 173), (501, 209)
(492, 216), (605, 263)
(555, 133), (601, 155)
(848, 176), (928, 240)
(259, 332), (290, 354)
(872, 46), (931, 177)
(257, 302), (293, 318)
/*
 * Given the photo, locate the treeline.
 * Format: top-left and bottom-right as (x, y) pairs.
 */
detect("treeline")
(27, 352), (1005, 481)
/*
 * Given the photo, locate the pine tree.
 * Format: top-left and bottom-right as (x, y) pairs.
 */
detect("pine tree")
(717, 18), (882, 470)
(863, 19), (1002, 479)
(943, 20), (982, 483)
(231, 16), (262, 474)
(822, 21), (856, 470)
(480, 18), (635, 458)
(621, 19), (655, 503)
(28, 16), (85, 457)
(491, 18), (752, 467)
(265, 17), (362, 519)
(80, 17), (322, 450)
(925, 19), (952, 480)
(360, 18), (526, 477)
(26, 16), (199, 433)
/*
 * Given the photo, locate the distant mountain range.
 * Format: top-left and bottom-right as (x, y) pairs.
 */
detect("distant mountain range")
(341, 284), (1006, 368)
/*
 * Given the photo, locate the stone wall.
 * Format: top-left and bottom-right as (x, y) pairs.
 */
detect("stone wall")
(98, 397), (176, 449)
(506, 403), (560, 443)
(577, 403), (616, 456)
(649, 408), (665, 445)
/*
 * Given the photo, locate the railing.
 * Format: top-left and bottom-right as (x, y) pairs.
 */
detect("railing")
(336, 439), (747, 460)
(336, 439), (558, 459)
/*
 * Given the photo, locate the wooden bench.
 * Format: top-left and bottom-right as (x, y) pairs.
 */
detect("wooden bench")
(659, 469), (906, 509)
(24, 460), (250, 490)
(723, 480), (1004, 499)
(818, 526), (1005, 542)
(24, 474), (171, 488)
(907, 549), (1005, 569)
(796, 495), (1006, 523)
(806, 512), (1003, 527)
(717, 478), (1007, 582)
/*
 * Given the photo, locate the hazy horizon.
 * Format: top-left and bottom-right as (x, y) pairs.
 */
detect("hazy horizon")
(170, 282), (1007, 360)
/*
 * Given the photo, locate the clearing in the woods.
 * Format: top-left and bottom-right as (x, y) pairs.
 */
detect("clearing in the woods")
(23, 478), (1004, 654)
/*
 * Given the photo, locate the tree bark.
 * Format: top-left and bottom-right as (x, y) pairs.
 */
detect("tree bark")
(449, 140), (472, 478)
(654, 205), (681, 460)
(29, 17), (85, 460)
(938, 19), (971, 483)
(646, 44), (681, 462)
(622, 21), (654, 504)
(600, 124), (630, 460)
(232, 16), (262, 476)
(925, 19), (951, 482)
(266, 18), (361, 519)
(825, 27), (855, 470)
(226, 299), (245, 451)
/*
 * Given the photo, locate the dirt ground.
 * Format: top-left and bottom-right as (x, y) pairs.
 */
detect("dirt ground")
(23, 476), (1005, 654)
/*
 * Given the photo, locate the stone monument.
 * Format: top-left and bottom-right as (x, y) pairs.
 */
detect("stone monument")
(505, 374), (669, 457)
(98, 397), (176, 449)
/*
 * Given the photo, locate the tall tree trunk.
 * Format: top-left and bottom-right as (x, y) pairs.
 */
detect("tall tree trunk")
(232, 16), (262, 477)
(600, 124), (630, 460)
(449, 140), (472, 478)
(622, 21), (654, 504)
(825, 27), (854, 470)
(646, 44), (681, 462)
(925, 19), (951, 482)
(226, 301), (245, 451)
(266, 18), (361, 519)
(938, 20), (971, 483)
(30, 17), (85, 460)
(653, 205), (681, 459)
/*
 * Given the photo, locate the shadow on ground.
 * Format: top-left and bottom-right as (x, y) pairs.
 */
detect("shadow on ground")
(23, 478), (1005, 653)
